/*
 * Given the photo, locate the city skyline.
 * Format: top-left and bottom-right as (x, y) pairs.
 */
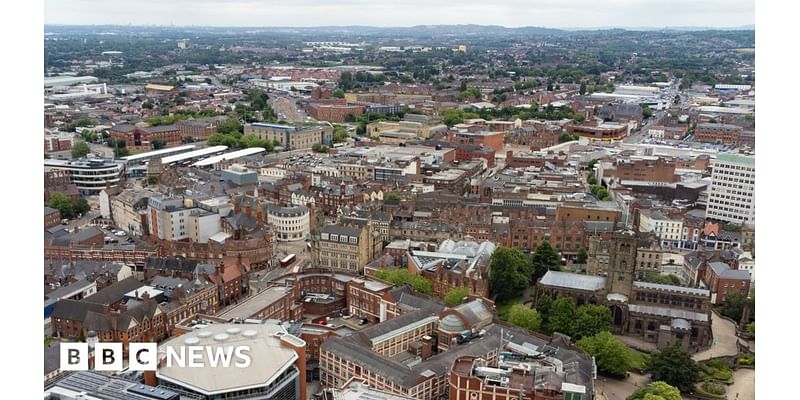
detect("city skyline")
(45, 0), (754, 29)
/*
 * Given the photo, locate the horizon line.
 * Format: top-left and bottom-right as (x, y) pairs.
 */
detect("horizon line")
(43, 23), (755, 31)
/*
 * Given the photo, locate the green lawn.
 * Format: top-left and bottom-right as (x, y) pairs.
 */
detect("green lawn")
(629, 348), (650, 371)
(496, 298), (523, 321)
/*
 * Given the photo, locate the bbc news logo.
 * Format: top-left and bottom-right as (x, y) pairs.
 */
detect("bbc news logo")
(61, 343), (252, 371)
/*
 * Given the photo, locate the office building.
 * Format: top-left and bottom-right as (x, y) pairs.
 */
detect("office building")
(705, 153), (755, 224)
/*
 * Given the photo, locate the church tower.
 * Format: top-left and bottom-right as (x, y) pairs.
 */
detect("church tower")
(606, 231), (638, 297)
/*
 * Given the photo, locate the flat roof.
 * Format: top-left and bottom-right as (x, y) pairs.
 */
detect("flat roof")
(216, 286), (292, 321)
(193, 148), (266, 167)
(161, 146), (228, 164)
(121, 145), (196, 162)
(157, 323), (300, 395)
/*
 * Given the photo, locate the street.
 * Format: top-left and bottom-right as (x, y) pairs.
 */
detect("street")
(269, 94), (309, 123)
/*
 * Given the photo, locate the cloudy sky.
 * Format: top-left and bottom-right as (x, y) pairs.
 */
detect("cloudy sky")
(44, 0), (754, 28)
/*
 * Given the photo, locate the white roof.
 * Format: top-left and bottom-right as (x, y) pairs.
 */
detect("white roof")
(157, 323), (302, 395)
(539, 271), (606, 291)
(161, 146), (228, 164)
(193, 148), (266, 167)
(628, 304), (709, 322)
(121, 145), (196, 162)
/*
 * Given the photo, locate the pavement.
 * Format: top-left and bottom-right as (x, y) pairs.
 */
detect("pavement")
(727, 368), (755, 400)
(614, 334), (658, 353)
(596, 372), (649, 400)
(693, 312), (740, 362)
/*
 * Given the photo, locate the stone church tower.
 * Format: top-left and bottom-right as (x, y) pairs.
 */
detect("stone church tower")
(606, 231), (638, 297)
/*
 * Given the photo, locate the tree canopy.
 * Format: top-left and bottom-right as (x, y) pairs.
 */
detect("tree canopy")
(645, 345), (700, 393)
(573, 304), (612, 340)
(576, 331), (633, 378)
(375, 268), (432, 295)
(507, 304), (542, 332)
(46, 192), (90, 219)
(71, 141), (91, 159)
(531, 241), (561, 282)
(444, 287), (470, 307)
(627, 381), (682, 400)
(489, 247), (534, 302)
(547, 296), (578, 336)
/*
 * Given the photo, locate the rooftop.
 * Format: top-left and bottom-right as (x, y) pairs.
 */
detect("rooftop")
(157, 322), (302, 395)
(539, 271), (606, 292)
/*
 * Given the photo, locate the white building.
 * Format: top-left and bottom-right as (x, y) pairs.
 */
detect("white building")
(44, 158), (125, 195)
(267, 205), (310, 241)
(111, 188), (159, 237)
(648, 127), (665, 139)
(706, 153), (755, 224)
(188, 211), (221, 244)
(638, 209), (684, 247)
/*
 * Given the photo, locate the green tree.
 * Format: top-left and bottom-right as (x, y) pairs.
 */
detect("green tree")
(507, 304), (542, 332)
(385, 192), (401, 202)
(644, 272), (682, 286)
(444, 287), (470, 307)
(720, 291), (745, 321)
(747, 321), (755, 334)
(148, 176), (158, 185)
(151, 139), (167, 150)
(535, 295), (553, 331)
(645, 345), (700, 393)
(375, 268), (432, 295)
(579, 82), (587, 95)
(573, 304), (612, 340)
(627, 381), (682, 400)
(489, 247), (534, 302)
(333, 89), (345, 98)
(576, 331), (633, 378)
(332, 126), (349, 143)
(71, 141), (91, 159)
(576, 248), (588, 264)
(47, 192), (76, 219)
(548, 296), (577, 336)
(531, 241), (561, 282)
(216, 118), (242, 135)
(74, 198), (90, 215)
(641, 104), (654, 119)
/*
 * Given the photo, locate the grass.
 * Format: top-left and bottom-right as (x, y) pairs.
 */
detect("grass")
(629, 348), (650, 371)
(696, 381), (727, 399)
(700, 359), (734, 384)
(495, 298), (522, 321)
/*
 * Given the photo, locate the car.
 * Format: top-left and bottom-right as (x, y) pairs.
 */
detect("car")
(61, 219), (69, 225)
(358, 318), (368, 326)
(115, 231), (126, 237)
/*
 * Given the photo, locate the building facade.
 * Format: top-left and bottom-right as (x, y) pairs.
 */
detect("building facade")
(705, 153), (755, 224)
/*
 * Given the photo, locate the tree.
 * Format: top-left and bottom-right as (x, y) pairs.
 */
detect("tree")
(573, 304), (612, 340)
(333, 89), (345, 98)
(576, 248), (588, 264)
(641, 104), (654, 119)
(645, 345), (700, 393)
(332, 126), (349, 143)
(385, 192), (401, 202)
(720, 291), (745, 321)
(536, 295), (553, 330)
(507, 304), (542, 332)
(559, 133), (576, 143)
(548, 296), (577, 336)
(627, 381), (682, 400)
(71, 141), (91, 159)
(216, 118), (242, 135)
(74, 198), (91, 216)
(576, 331), (633, 378)
(489, 247), (534, 302)
(579, 82), (587, 95)
(311, 143), (329, 153)
(151, 139), (167, 150)
(47, 192), (76, 219)
(375, 268), (432, 295)
(141, 101), (154, 109)
(531, 241), (561, 282)
(747, 321), (755, 335)
(444, 287), (470, 307)
(644, 272), (682, 286)
(148, 176), (158, 185)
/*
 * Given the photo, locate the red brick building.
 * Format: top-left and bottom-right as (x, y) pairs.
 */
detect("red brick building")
(603, 157), (680, 183)
(307, 103), (365, 123)
(566, 121), (628, 140)
(454, 144), (496, 167)
(45, 207), (62, 229)
(449, 131), (504, 152)
(110, 124), (182, 149)
(695, 123), (747, 146)
(703, 261), (751, 305)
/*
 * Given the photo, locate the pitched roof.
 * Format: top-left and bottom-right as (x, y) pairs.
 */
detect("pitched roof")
(83, 277), (144, 306)
(539, 271), (606, 291)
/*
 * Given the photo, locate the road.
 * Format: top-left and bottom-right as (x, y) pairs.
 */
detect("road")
(269, 95), (308, 123)
(597, 372), (649, 400)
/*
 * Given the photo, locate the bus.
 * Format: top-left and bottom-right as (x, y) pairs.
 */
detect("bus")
(280, 254), (297, 268)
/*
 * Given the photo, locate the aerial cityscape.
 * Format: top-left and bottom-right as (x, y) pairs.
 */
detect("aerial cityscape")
(42, 14), (755, 400)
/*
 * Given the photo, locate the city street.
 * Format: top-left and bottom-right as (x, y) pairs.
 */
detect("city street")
(269, 95), (309, 123)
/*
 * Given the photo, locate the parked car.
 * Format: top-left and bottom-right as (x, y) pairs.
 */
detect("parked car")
(115, 231), (126, 237)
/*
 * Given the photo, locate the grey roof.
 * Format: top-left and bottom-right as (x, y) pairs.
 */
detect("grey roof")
(452, 299), (493, 327)
(633, 281), (710, 297)
(145, 256), (199, 274)
(671, 318), (691, 330)
(44, 341), (61, 375)
(628, 304), (709, 322)
(71, 227), (104, 242)
(84, 277), (144, 306)
(51, 298), (107, 322)
(708, 261), (751, 280)
(359, 309), (438, 341)
(46, 278), (94, 301)
(45, 207), (59, 216)
(539, 271), (606, 291)
(46, 371), (179, 400)
(322, 224), (362, 237)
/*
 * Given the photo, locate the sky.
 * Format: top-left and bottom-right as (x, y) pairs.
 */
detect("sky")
(44, 0), (754, 29)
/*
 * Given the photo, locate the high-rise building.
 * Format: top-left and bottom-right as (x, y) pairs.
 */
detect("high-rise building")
(705, 153), (755, 224)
